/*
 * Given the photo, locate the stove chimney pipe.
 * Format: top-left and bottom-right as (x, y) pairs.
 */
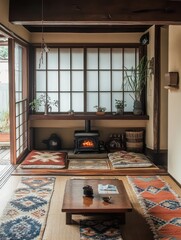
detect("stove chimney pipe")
(85, 120), (91, 133)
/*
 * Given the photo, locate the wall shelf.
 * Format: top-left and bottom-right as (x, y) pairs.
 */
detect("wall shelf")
(29, 113), (149, 121)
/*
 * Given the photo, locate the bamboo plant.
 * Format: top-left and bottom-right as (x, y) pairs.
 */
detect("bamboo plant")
(124, 56), (150, 102)
(124, 56), (150, 115)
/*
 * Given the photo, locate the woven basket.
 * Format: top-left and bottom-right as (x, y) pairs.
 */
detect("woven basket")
(126, 130), (144, 152)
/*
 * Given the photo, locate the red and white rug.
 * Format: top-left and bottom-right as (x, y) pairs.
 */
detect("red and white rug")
(20, 150), (67, 169)
(128, 176), (181, 239)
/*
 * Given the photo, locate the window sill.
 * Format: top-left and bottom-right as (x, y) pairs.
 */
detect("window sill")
(29, 113), (149, 121)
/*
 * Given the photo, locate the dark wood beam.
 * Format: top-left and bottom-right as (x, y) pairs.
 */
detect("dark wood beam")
(9, 0), (181, 27)
(154, 26), (161, 151)
(24, 25), (151, 33)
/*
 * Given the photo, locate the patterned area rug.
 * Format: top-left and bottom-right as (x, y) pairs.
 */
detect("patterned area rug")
(108, 151), (153, 168)
(80, 219), (123, 240)
(20, 150), (67, 169)
(128, 176), (181, 239)
(68, 159), (110, 170)
(0, 176), (55, 240)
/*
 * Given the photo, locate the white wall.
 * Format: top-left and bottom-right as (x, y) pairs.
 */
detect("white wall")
(31, 32), (141, 43)
(168, 25), (181, 184)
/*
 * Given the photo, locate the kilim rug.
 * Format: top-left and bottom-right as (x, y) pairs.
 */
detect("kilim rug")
(128, 176), (181, 240)
(68, 159), (110, 170)
(0, 176), (55, 240)
(80, 218), (123, 240)
(20, 150), (67, 169)
(108, 151), (153, 169)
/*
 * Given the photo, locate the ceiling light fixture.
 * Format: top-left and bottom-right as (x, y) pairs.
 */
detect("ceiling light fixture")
(39, 0), (49, 68)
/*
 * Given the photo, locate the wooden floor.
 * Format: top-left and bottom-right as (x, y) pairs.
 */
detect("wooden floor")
(0, 175), (181, 240)
(13, 166), (167, 176)
(0, 147), (10, 165)
(0, 147), (15, 188)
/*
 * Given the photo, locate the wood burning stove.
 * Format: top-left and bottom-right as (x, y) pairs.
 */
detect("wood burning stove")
(74, 120), (100, 153)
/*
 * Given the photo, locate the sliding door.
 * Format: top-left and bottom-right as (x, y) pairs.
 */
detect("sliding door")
(9, 39), (28, 164)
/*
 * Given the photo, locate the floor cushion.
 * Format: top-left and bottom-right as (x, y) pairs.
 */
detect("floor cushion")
(108, 150), (153, 168)
(20, 150), (67, 169)
(68, 158), (110, 170)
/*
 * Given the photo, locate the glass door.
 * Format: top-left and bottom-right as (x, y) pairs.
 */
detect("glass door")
(0, 34), (10, 165)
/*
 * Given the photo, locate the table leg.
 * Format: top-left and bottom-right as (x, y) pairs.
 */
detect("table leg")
(119, 213), (126, 224)
(66, 213), (72, 224)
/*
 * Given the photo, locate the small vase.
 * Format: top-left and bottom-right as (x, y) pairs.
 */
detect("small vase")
(133, 100), (143, 115)
(116, 108), (123, 115)
(44, 104), (49, 115)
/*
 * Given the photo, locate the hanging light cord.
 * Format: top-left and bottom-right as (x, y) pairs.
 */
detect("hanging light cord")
(39, 0), (49, 68)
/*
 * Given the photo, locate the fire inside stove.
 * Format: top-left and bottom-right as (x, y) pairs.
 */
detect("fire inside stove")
(81, 139), (95, 148)
(74, 120), (100, 153)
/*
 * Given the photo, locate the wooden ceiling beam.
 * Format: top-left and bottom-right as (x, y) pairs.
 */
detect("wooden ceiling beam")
(9, 0), (181, 23)
(9, 0), (181, 32)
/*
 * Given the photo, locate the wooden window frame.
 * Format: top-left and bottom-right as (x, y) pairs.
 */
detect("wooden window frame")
(31, 43), (146, 115)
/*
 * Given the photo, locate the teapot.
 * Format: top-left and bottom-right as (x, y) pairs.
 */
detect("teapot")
(83, 185), (93, 197)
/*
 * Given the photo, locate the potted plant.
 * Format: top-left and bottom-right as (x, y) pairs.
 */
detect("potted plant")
(94, 105), (106, 115)
(115, 99), (126, 115)
(67, 109), (74, 115)
(124, 56), (150, 115)
(29, 94), (58, 114)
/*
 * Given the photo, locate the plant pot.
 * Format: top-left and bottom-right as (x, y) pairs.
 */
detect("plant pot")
(96, 111), (105, 115)
(44, 105), (49, 115)
(133, 100), (143, 115)
(116, 108), (124, 115)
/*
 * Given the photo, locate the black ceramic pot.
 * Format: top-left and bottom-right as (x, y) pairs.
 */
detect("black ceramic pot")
(83, 185), (93, 197)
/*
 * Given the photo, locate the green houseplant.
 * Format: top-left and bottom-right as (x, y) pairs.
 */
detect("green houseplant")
(124, 56), (150, 115)
(29, 94), (58, 114)
(115, 99), (126, 115)
(94, 105), (106, 115)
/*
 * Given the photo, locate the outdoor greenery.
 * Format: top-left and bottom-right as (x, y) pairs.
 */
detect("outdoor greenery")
(0, 111), (9, 133)
(0, 46), (8, 60)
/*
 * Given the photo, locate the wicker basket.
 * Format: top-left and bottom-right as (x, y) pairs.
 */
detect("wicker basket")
(125, 130), (144, 152)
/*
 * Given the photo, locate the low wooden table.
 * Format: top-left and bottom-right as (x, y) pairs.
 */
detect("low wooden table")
(62, 179), (132, 224)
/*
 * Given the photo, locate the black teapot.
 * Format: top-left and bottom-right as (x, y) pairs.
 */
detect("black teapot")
(42, 133), (61, 150)
(83, 185), (93, 197)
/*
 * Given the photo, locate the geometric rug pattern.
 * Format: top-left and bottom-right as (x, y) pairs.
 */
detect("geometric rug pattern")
(0, 176), (55, 240)
(80, 218), (123, 240)
(128, 176), (181, 240)
(68, 159), (110, 170)
(20, 150), (67, 169)
(108, 150), (153, 169)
